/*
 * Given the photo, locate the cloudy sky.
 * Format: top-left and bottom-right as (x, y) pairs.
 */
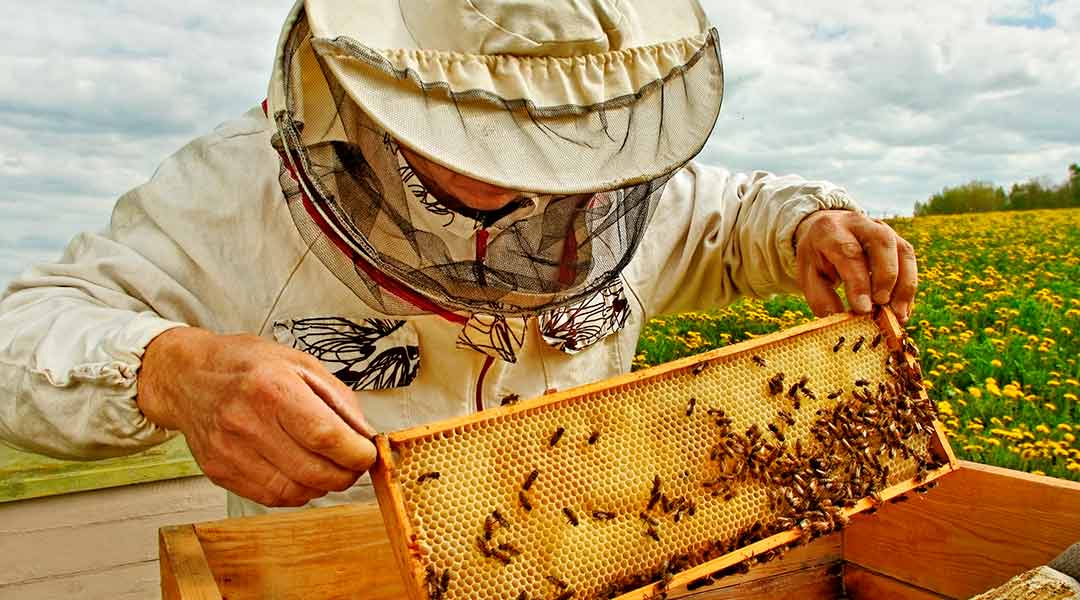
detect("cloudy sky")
(1, 0), (1077, 288)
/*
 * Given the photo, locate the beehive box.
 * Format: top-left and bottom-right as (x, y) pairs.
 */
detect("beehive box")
(371, 309), (957, 600)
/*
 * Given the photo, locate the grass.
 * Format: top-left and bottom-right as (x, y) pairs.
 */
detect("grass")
(634, 208), (1080, 481)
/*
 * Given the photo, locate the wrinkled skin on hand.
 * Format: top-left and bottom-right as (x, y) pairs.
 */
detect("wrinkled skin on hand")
(794, 209), (918, 324)
(137, 328), (378, 507)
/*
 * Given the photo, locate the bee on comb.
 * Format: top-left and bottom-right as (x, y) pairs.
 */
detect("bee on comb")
(523, 469), (539, 491)
(417, 471), (441, 484)
(852, 335), (866, 353)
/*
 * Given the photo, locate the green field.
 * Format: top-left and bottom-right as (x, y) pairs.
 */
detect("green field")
(634, 208), (1080, 481)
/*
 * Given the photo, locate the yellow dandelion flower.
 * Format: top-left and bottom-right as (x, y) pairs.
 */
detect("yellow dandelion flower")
(1064, 393), (1078, 402)
(969, 387), (982, 399)
(1044, 403), (1058, 412)
(990, 359), (1002, 368)
(1032, 470), (1046, 477)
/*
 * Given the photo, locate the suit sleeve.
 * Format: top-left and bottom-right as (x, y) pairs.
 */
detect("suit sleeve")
(0, 109), (299, 460)
(626, 161), (863, 318)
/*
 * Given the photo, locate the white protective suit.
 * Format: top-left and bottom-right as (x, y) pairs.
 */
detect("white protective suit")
(0, 105), (858, 517)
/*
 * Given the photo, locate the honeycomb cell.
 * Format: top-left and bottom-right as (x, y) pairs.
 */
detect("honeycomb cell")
(386, 316), (939, 600)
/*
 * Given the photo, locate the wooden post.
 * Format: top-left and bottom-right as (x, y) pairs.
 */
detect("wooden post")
(159, 525), (222, 600)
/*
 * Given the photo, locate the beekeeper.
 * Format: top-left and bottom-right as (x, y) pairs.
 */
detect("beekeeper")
(0, 0), (917, 517)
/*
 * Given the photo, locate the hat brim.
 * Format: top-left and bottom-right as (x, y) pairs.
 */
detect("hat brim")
(312, 31), (723, 194)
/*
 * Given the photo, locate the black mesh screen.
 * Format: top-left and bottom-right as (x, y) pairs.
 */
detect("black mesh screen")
(273, 14), (704, 318)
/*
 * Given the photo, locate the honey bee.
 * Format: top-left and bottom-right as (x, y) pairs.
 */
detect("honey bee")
(523, 469), (539, 491)
(686, 397), (697, 417)
(787, 382), (801, 399)
(476, 537), (493, 557)
(645, 526), (661, 542)
(768, 372), (786, 396)
(752, 355), (767, 367)
(639, 512), (659, 527)
(692, 361), (709, 376)
(553, 591), (576, 600)
(426, 566), (450, 600)
(852, 336), (866, 353)
(498, 543), (522, 557)
(855, 379), (870, 387)
(492, 509), (510, 528)
(518, 491), (533, 512)
(833, 336), (846, 352)
(778, 410), (796, 426)
(417, 471), (441, 484)
(500, 394), (520, 406)
(767, 423), (786, 442)
(588, 431), (600, 445)
(516, 592), (528, 600)
(549, 427), (566, 447)
(871, 333), (883, 350)
(647, 493), (661, 512)
(591, 510), (617, 521)
(483, 515), (496, 540)
(563, 507), (579, 526)
(827, 390), (843, 400)
(686, 576), (714, 591)
(546, 576), (569, 590)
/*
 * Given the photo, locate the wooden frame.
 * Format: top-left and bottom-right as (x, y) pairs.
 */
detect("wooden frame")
(369, 309), (958, 600)
(159, 462), (1080, 599)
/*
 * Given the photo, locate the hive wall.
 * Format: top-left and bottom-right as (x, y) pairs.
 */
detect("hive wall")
(373, 311), (954, 600)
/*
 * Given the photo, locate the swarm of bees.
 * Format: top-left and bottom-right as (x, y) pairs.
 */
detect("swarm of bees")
(406, 320), (945, 600)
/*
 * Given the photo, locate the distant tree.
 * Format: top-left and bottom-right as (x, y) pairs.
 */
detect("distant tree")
(916, 164), (1080, 215)
(1070, 164), (1080, 207)
(1006, 177), (1057, 211)
(915, 181), (1007, 216)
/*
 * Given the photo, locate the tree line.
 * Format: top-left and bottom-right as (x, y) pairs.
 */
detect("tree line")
(914, 164), (1080, 216)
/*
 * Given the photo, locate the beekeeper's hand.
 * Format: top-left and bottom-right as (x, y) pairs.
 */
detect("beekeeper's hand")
(136, 327), (378, 507)
(794, 210), (918, 324)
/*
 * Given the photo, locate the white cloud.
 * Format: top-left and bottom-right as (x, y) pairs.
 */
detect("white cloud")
(2, 0), (1078, 288)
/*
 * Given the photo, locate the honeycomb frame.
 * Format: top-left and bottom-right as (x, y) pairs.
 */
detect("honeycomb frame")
(371, 309), (958, 600)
